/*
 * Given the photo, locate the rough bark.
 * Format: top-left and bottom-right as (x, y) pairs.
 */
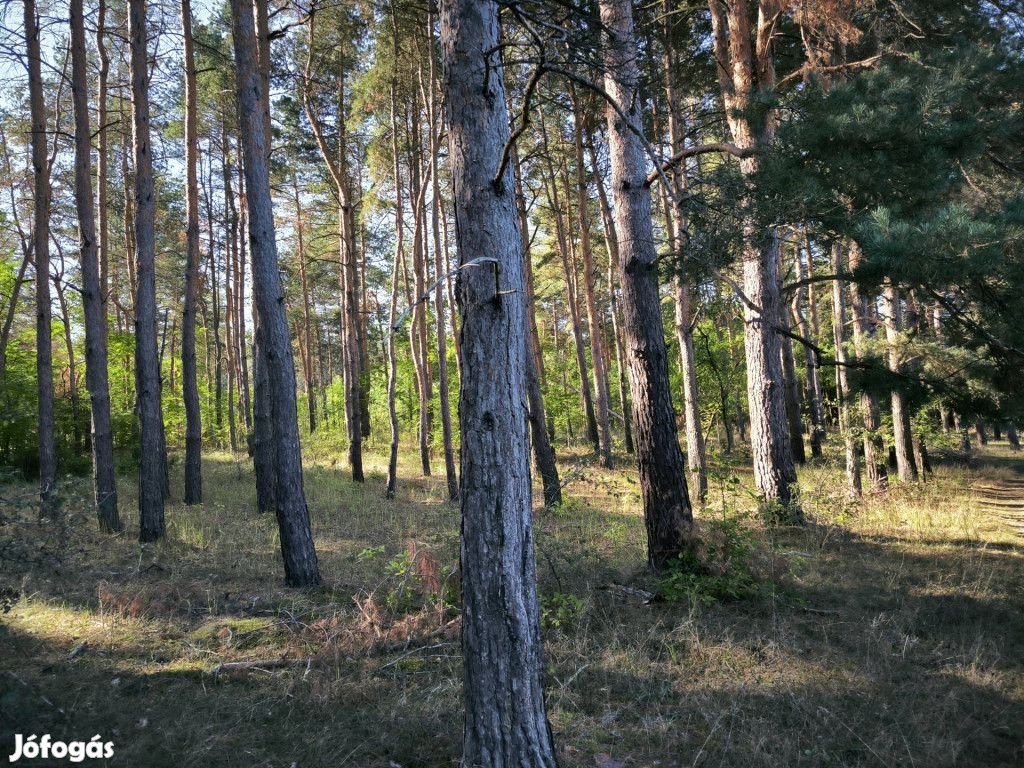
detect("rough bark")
(181, 0), (202, 504)
(439, 0), (558, 762)
(128, 0), (165, 540)
(25, 0), (57, 518)
(709, 0), (798, 511)
(601, 0), (695, 567)
(231, 0), (320, 586)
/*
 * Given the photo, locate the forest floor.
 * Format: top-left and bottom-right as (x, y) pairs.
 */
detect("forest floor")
(1, 439), (1023, 767)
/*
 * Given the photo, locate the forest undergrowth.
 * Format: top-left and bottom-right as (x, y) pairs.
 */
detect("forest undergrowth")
(1, 443), (1022, 767)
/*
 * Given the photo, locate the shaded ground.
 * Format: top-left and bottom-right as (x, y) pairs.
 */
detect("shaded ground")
(1, 443), (1022, 767)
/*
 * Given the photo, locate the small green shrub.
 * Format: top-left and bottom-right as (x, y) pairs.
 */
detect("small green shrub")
(540, 592), (585, 630)
(657, 516), (768, 607)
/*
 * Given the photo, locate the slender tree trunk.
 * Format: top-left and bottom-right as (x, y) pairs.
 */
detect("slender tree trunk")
(25, 0), (57, 517)
(129, 0), (165, 540)
(96, 0), (110, 337)
(661, 47), (708, 502)
(831, 243), (862, 498)
(883, 281), (918, 483)
(0, 248), (30, 381)
(440, 1), (557, 762)
(225, 210), (238, 453)
(292, 175), (317, 434)
(230, 0), (320, 586)
(570, 86), (613, 467)
(539, 113), (598, 451)
(847, 241), (887, 490)
(586, 130), (634, 454)
(601, 0), (694, 568)
(779, 290), (806, 465)
(236, 186), (251, 432)
(793, 243), (824, 458)
(54, 273), (83, 449)
(222, 126), (239, 453)
(385, 18), (403, 499)
(409, 106), (433, 477)
(180, 0), (202, 503)
(1007, 424), (1020, 451)
(512, 122), (561, 508)
(425, 20), (458, 501)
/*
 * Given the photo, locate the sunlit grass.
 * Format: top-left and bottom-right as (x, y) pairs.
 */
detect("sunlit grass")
(2, 438), (1023, 766)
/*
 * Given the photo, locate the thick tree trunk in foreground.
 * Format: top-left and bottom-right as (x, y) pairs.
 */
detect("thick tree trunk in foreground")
(601, 0), (694, 568)
(25, 0), (57, 518)
(231, 0), (320, 586)
(180, 0), (202, 504)
(70, 0), (120, 530)
(129, 0), (165, 540)
(439, 0), (557, 763)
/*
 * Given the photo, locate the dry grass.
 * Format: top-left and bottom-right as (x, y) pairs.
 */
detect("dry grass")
(1, 440), (1022, 767)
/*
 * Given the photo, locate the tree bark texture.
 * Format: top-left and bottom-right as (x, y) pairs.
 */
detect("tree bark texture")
(440, 0), (558, 762)
(231, 0), (320, 586)
(601, 0), (695, 567)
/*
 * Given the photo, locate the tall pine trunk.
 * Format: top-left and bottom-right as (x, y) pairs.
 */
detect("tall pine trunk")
(570, 86), (613, 467)
(440, 0), (557, 762)
(709, 0), (798, 512)
(230, 0), (320, 586)
(661, 42), (708, 502)
(586, 130), (634, 454)
(68, 2), (120, 527)
(25, 0), (57, 518)
(129, 0), (165, 540)
(512, 132), (561, 508)
(425, 18), (458, 501)
(601, 0), (694, 568)
(180, 0), (202, 503)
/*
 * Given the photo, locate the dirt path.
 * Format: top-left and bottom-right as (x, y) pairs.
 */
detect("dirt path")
(972, 476), (1024, 539)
